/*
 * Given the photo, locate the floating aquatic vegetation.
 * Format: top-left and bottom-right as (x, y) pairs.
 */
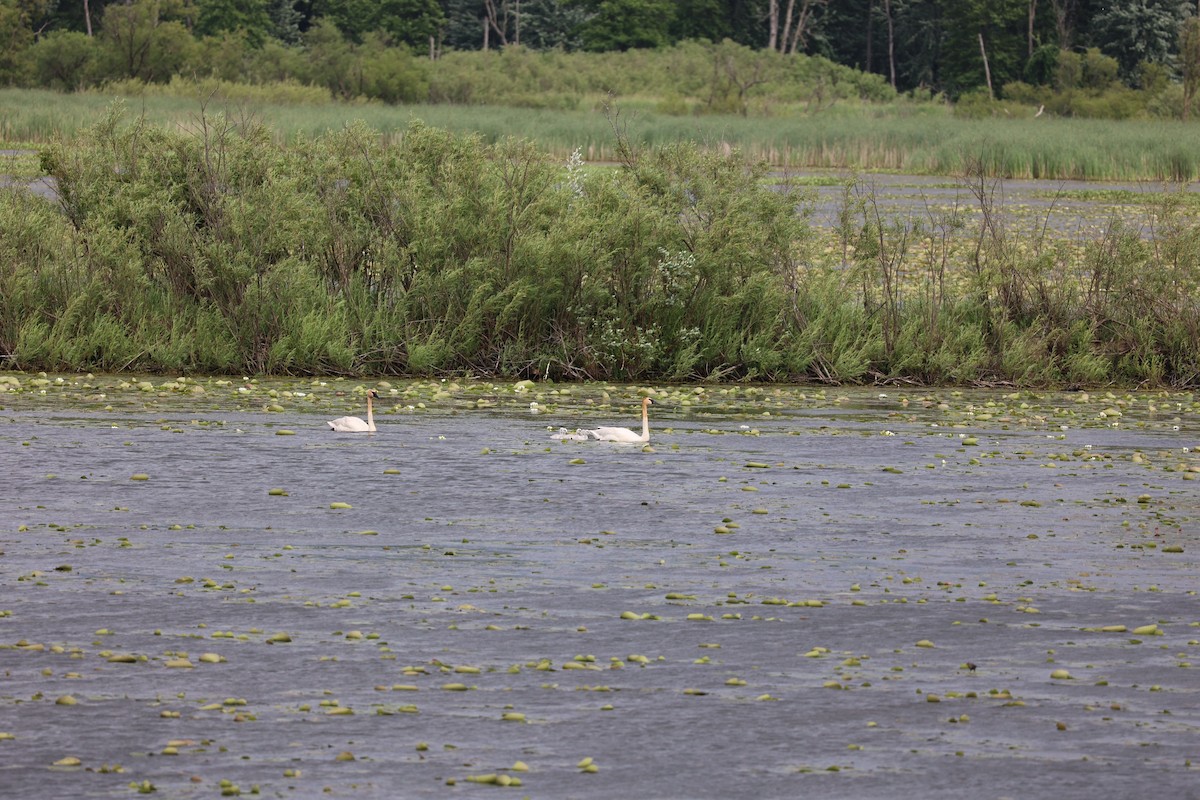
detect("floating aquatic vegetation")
(4, 376), (1199, 798)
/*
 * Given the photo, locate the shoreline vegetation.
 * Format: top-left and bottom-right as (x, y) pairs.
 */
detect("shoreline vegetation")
(2, 101), (1199, 388)
(5, 85), (1200, 182)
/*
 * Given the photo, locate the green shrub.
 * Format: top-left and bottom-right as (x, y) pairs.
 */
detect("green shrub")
(5, 104), (1200, 387)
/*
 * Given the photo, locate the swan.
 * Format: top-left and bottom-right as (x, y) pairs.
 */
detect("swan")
(328, 389), (379, 432)
(554, 397), (655, 443)
(551, 427), (590, 442)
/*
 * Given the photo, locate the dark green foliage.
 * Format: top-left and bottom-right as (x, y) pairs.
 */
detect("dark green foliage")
(520, 0), (591, 50)
(313, 0), (444, 46)
(0, 0), (35, 85)
(1, 0), (1196, 106)
(575, 0), (676, 52)
(98, 0), (195, 83)
(268, 0), (304, 44)
(1092, 0), (1189, 83)
(1024, 44), (1059, 86)
(439, 0), (486, 51)
(194, 0), (274, 47)
(937, 0), (1029, 99)
(29, 30), (99, 90)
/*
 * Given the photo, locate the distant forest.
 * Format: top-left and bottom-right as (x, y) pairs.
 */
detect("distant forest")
(3, 0), (1200, 113)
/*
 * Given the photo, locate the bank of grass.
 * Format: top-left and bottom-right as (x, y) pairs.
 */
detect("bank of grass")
(2, 108), (1198, 387)
(2, 86), (1200, 181)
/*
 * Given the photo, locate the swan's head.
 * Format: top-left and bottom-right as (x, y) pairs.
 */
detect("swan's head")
(367, 389), (380, 399)
(642, 396), (655, 406)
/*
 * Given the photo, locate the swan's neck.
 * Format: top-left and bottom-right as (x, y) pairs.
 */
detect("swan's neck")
(366, 395), (376, 432)
(640, 402), (650, 441)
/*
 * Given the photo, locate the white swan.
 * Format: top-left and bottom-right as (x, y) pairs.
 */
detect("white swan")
(554, 397), (655, 443)
(552, 427), (590, 442)
(328, 389), (379, 432)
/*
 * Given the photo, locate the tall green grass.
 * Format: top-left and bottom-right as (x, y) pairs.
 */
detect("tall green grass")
(3, 109), (1199, 386)
(3, 87), (1199, 180)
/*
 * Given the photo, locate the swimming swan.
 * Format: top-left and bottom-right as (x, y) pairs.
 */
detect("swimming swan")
(555, 397), (655, 443)
(328, 389), (379, 432)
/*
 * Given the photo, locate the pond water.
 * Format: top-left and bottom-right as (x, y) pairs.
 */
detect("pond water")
(1, 376), (1198, 799)
(795, 170), (1200, 238)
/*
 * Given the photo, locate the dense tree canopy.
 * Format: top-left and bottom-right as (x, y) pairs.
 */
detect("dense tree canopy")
(575, 0), (676, 51)
(1, 0), (1196, 105)
(193, 0), (273, 45)
(1091, 0), (1190, 82)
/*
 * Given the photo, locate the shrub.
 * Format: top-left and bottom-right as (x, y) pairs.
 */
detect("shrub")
(29, 31), (99, 91)
(8, 104), (1200, 386)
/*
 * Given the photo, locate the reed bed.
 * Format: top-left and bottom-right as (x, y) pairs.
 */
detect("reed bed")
(3, 88), (1199, 181)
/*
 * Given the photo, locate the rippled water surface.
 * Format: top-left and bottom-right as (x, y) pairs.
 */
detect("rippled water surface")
(2, 376), (1198, 798)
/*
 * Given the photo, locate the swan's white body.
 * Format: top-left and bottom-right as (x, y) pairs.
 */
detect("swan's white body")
(554, 397), (655, 443)
(328, 390), (378, 432)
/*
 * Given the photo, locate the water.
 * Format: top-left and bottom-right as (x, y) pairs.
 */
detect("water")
(1, 381), (1198, 798)
(789, 170), (1200, 239)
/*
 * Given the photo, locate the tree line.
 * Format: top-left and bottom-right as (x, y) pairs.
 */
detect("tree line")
(2, 0), (1199, 108)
